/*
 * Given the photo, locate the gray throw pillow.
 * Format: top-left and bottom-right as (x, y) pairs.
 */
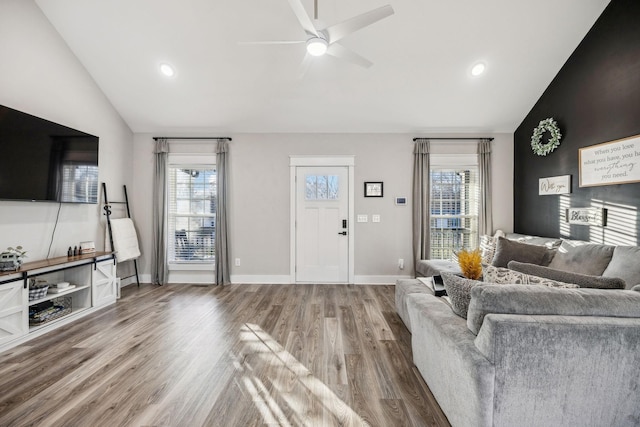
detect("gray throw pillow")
(441, 273), (483, 319)
(602, 246), (640, 289)
(483, 264), (578, 288)
(547, 240), (614, 276)
(508, 261), (625, 289)
(491, 236), (548, 268)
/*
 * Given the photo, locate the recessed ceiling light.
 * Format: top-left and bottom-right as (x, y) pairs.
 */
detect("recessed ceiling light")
(471, 62), (486, 77)
(159, 63), (175, 77)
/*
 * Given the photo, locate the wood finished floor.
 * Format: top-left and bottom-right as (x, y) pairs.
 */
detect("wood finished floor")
(0, 283), (450, 427)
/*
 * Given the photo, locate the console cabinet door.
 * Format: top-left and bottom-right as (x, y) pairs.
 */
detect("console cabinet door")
(0, 279), (28, 346)
(92, 259), (116, 307)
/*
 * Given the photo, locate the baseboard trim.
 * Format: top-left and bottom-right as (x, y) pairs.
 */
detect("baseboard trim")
(230, 275), (292, 284)
(353, 275), (413, 284)
(127, 274), (413, 286)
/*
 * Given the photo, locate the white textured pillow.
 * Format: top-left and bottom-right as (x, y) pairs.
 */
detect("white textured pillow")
(479, 235), (497, 264)
(482, 264), (579, 288)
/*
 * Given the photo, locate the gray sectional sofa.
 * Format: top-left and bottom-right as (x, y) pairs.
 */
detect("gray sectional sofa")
(397, 234), (640, 427)
(416, 233), (640, 290)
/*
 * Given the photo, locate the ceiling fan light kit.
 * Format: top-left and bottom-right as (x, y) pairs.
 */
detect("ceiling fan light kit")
(306, 37), (328, 56)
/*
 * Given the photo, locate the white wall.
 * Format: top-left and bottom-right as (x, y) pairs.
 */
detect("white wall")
(0, 1), (514, 284)
(0, 0), (133, 261)
(131, 133), (514, 284)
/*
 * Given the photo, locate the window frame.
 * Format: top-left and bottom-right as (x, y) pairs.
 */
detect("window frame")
(429, 154), (479, 261)
(167, 154), (217, 269)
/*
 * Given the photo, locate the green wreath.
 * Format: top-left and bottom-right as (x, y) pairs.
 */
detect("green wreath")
(531, 118), (562, 156)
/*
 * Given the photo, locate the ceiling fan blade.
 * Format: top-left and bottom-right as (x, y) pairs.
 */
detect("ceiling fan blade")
(238, 40), (305, 45)
(326, 43), (373, 68)
(287, 0), (319, 37)
(324, 5), (394, 44)
(298, 53), (313, 79)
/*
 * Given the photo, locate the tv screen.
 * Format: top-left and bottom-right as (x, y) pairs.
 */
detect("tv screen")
(0, 105), (99, 204)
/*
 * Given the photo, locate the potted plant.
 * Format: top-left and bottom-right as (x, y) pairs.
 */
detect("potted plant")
(0, 246), (27, 271)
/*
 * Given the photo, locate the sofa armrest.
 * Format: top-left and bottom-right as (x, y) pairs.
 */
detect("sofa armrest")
(407, 293), (495, 427)
(475, 313), (640, 426)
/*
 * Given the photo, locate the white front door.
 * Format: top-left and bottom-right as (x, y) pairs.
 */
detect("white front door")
(295, 166), (349, 283)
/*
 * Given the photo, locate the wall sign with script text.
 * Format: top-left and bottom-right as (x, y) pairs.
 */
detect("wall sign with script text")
(539, 175), (571, 195)
(565, 208), (606, 226)
(579, 134), (640, 187)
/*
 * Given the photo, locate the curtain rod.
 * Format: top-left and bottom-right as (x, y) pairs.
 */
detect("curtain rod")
(153, 136), (232, 141)
(413, 137), (493, 141)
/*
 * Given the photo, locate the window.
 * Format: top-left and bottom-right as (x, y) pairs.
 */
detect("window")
(430, 167), (479, 260)
(305, 174), (339, 200)
(168, 164), (216, 263)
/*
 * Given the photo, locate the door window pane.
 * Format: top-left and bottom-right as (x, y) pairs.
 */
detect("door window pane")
(305, 175), (339, 200)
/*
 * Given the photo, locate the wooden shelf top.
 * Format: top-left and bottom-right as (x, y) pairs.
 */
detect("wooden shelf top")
(0, 252), (113, 278)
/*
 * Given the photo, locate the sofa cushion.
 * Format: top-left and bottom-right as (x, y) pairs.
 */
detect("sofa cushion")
(602, 246), (640, 289)
(482, 265), (578, 288)
(441, 273), (484, 319)
(547, 240), (614, 276)
(491, 236), (548, 268)
(508, 261), (626, 289)
(466, 284), (640, 335)
(505, 233), (563, 248)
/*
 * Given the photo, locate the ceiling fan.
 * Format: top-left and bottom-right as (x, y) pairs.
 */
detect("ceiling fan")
(242, 0), (394, 75)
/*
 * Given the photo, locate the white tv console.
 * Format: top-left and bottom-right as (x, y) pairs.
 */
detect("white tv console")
(0, 252), (116, 353)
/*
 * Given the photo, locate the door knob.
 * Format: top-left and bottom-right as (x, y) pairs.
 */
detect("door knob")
(338, 231), (347, 235)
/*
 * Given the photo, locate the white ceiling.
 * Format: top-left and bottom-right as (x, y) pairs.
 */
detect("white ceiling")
(35, 0), (610, 134)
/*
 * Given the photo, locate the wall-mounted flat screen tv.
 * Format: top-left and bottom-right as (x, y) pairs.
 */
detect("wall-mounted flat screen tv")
(0, 104), (99, 204)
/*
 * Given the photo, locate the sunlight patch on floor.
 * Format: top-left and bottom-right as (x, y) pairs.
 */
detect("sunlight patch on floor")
(234, 323), (368, 426)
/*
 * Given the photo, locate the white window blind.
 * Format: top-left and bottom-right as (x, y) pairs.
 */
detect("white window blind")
(168, 164), (216, 263)
(430, 167), (479, 260)
(60, 164), (98, 203)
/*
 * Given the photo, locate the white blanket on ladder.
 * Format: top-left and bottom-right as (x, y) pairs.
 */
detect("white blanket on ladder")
(106, 218), (141, 262)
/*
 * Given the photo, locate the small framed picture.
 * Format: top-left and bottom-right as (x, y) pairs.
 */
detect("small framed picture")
(364, 182), (383, 197)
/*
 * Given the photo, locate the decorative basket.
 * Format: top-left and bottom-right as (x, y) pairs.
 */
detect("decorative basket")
(28, 284), (49, 301)
(29, 297), (72, 325)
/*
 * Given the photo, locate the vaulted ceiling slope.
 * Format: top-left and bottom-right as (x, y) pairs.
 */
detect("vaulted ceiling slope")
(35, 0), (610, 134)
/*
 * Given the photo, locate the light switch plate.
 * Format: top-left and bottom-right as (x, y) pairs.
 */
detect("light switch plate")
(357, 214), (368, 223)
(372, 214), (381, 223)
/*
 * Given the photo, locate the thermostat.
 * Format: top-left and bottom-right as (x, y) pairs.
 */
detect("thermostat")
(395, 197), (407, 206)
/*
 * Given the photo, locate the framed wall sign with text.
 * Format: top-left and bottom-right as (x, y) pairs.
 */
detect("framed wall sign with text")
(579, 134), (640, 187)
(364, 182), (383, 197)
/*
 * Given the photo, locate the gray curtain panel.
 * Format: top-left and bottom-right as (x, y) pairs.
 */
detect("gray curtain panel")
(413, 139), (431, 269)
(151, 138), (169, 285)
(215, 139), (230, 285)
(478, 139), (493, 236)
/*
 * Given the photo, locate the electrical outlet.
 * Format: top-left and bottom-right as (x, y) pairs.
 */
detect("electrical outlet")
(235, 258), (241, 267)
(398, 258), (404, 270)
(372, 214), (381, 223)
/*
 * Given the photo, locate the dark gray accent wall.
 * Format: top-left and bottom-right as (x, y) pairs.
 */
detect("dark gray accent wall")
(514, 0), (640, 242)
